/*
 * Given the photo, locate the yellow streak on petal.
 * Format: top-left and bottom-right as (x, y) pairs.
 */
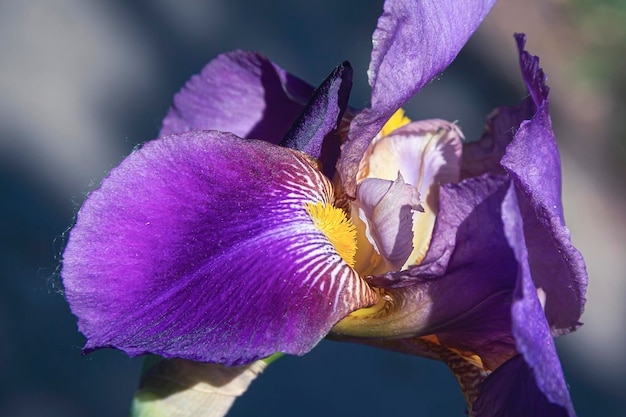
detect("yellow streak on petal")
(380, 108), (411, 137)
(305, 202), (357, 268)
(342, 287), (389, 318)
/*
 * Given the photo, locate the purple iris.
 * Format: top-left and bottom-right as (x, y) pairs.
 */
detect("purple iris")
(61, 0), (586, 416)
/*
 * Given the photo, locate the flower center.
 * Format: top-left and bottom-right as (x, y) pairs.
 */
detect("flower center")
(380, 108), (411, 137)
(305, 202), (357, 268)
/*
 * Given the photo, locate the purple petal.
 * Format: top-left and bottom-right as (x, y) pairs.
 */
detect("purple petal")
(473, 356), (571, 417)
(501, 35), (587, 334)
(281, 61), (353, 177)
(342, 178), (576, 413)
(460, 35), (586, 334)
(493, 182), (577, 416)
(159, 51), (314, 143)
(62, 131), (376, 366)
(371, 174), (514, 287)
(402, 176), (520, 370)
(460, 102), (533, 180)
(338, 0), (496, 195)
(336, 175), (518, 370)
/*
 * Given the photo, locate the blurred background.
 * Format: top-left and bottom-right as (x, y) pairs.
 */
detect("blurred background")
(1, 0), (624, 415)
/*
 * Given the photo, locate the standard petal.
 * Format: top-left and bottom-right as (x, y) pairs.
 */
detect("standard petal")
(338, 0), (496, 195)
(62, 131), (376, 366)
(159, 51), (314, 142)
(501, 35), (587, 334)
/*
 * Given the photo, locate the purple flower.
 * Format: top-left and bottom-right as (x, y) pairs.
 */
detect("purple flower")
(61, 0), (586, 416)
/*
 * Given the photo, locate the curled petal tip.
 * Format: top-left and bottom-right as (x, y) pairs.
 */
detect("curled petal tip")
(281, 61), (353, 177)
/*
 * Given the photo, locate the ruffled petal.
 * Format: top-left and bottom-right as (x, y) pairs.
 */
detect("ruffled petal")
(366, 174), (575, 415)
(501, 35), (587, 334)
(160, 51), (314, 142)
(338, 0), (496, 195)
(62, 131), (376, 366)
(461, 35), (586, 334)
(461, 102), (533, 180)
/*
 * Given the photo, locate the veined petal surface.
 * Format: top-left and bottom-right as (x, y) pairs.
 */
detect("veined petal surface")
(461, 35), (586, 334)
(502, 35), (587, 334)
(160, 51), (314, 142)
(62, 131), (375, 366)
(339, 0), (496, 195)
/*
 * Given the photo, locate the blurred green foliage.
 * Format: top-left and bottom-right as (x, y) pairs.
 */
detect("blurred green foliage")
(570, 0), (626, 166)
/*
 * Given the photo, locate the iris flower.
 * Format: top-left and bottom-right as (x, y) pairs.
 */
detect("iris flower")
(62, 0), (587, 416)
